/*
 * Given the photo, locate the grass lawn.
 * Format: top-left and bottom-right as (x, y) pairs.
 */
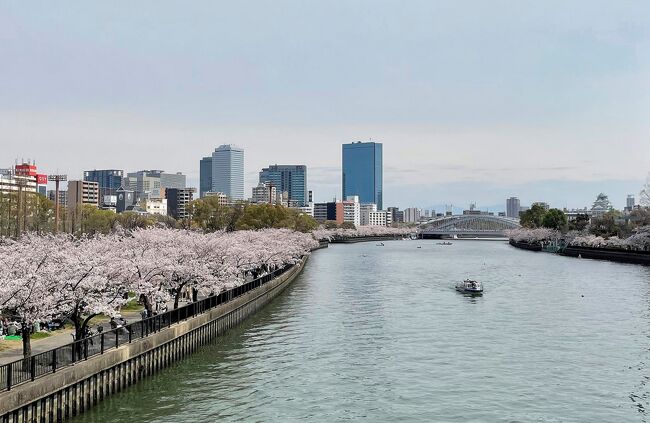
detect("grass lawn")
(120, 300), (144, 313)
(31, 332), (52, 340)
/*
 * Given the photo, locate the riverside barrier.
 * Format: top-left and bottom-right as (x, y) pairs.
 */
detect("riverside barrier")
(509, 239), (650, 265)
(0, 256), (309, 422)
(508, 239), (543, 251)
(328, 235), (404, 244)
(560, 246), (650, 265)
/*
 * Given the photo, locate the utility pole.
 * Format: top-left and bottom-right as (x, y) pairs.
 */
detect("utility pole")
(48, 175), (67, 233)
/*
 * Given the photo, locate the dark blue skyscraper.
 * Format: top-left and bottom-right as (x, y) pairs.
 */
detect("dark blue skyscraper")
(259, 165), (307, 206)
(342, 142), (383, 209)
(199, 156), (212, 198)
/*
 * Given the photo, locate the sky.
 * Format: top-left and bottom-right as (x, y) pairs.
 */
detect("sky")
(1, 1), (649, 211)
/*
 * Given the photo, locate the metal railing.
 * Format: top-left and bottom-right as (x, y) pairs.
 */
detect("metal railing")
(0, 264), (294, 392)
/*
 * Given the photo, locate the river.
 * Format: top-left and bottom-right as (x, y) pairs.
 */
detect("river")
(73, 240), (650, 422)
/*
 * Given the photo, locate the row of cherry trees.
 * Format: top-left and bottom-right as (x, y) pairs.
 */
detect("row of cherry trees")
(0, 228), (318, 357)
(313, 226), (413, 241)
(506, 226), (650, 251)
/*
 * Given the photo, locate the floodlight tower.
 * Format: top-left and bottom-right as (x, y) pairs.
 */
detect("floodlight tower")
(48, 174), (67, 232)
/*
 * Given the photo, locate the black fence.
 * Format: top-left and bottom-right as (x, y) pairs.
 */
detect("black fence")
(0, 263), (295, 392)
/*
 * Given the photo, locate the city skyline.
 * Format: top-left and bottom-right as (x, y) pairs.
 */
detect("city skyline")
(1, 1), (648, 209)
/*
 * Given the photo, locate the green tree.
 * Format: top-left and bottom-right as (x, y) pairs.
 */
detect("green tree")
(190, 196), (232, 232)
(77, 205), (117, 235)
(292, 210), (318, 232)
(234, 203), (318, 232)
(519, 203), (547, 228)
(541, 208), (568, 230)
(236, 204), (294, 230)
(30, 194), (54, 234)
(589, 210), (623, 237)
(568, 213), (590, 231)
(115, 211), (156, 231)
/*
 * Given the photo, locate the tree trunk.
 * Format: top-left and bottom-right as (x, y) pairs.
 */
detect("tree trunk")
(141, 294), (153, 316)
(173, 281), (188, 310)
(22, 323), (32, 359)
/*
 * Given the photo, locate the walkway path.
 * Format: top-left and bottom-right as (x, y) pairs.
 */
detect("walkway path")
(0, 299), (192, 365)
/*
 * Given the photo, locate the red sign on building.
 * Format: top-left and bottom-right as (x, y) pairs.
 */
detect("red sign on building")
(36, 174), (48, 185)
(15, 164), (37, 177)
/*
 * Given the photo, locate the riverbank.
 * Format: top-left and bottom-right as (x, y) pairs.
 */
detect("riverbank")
(560, 245), (650, 265)
(0, 256), (309, 421)
(509, 239), (650, 265)
(328, 235), (405, 244)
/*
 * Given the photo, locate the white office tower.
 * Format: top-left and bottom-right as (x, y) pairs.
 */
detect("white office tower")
(212, 145), (245, 201)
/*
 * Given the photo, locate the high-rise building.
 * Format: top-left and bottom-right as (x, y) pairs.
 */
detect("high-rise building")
(211, 145), (244, 201)
(251, 182), (277, 204)
(506, 197), (521, 218)
(83, 169), (124, 202)
(48, 189), (68, 207)
(359, 203), (377, 226)
(342, 196), (361, 227)
(67, 180), (100, 211)
(361, 210), (392, 227)
(199, 156), (213, 198)
(259, 165), (307, 206)
(126, 170), (186, 201)
(404, 207), (421, 223)
(387, 207), (404, 223)
(342, 141), (383, 210)
(625, 194), (635, 212)
(167, 188), (196, 219)
(313, 202), (342, 223)
(1, 162), (45, 195)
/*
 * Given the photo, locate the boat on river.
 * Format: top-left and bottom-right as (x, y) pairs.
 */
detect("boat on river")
(456, 279), (483, 294)
(437, 242), (453, 245)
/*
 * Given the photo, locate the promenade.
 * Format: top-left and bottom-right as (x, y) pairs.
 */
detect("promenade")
(0, 300), (189, 366)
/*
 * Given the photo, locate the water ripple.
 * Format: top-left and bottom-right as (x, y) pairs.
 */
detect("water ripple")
(73, 241), (650, 423)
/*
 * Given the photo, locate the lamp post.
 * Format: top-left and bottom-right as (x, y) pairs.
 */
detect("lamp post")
(48, 175), (67, 233)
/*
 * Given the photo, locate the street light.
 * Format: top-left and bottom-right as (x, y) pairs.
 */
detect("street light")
(48, 175), (67, 233)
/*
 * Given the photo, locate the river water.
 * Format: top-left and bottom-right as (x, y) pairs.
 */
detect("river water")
(73, 240), (650, 422)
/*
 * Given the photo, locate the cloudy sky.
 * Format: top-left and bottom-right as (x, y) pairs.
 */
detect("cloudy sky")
(1, 1), (648, 211)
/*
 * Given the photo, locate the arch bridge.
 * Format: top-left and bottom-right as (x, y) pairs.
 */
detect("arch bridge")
(419, 215), (521, 238)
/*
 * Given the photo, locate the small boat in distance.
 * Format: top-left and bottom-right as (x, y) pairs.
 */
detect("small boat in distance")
(456, 279), (483, 294)
(437, 242), (453, 245)
(376, 242), (385, 246)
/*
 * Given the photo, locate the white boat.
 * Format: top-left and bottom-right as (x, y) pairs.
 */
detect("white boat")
(456, 279), (483, 294)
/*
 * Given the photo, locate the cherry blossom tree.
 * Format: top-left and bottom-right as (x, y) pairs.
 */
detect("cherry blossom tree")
(55, 234), (130, 343)
(122, 228), (173, 315)
(505, 228), (559, 243)
(313, 226), (412, 241)
(0, 234), (67, 358)
(0, 227), (319, 359)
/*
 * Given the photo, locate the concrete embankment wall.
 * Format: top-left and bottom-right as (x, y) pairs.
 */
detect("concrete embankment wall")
(508, 239), (543, 252)
(560, 246), (650, 265)
(509, 239), (650, 265)
(329, 235), (402, 244)
(0, 257), (308, 423)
